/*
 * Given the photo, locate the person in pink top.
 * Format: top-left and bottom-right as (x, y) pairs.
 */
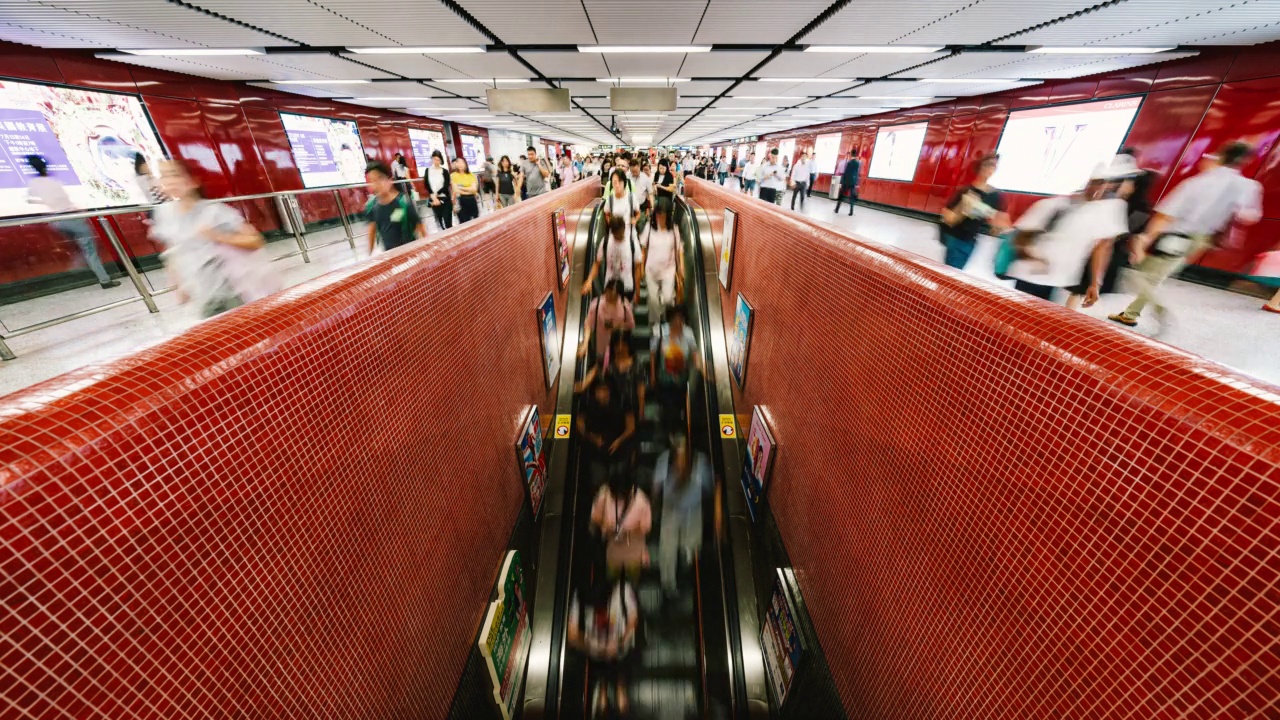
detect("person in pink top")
(578, 278), (635, 362)
(591, 468), (652, 579)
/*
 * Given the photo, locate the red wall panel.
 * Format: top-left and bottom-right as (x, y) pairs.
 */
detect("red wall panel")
(0, 179), (600, 719)
(1120, 84), (1220, 197)
(686, 177), (1280, 719)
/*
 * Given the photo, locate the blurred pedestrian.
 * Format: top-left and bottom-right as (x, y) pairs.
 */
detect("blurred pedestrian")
(577, 374), (636, 489)
(650, 304), (702, 438)
(481, 156), (497, 210)
(833, 148), (860, 216)
(151, 159), (275, 318)
(758, 149), (786, 206)
(789, 149), (811, 211)
(578, 330), (645, 425)
(591, 458), (652, 578)
(495, 155), (518, 209)
(652, 434), (718, 604)
(578, 279), (636, 363)
(517, 146), (551, 199)
(567, 565), (640, 718)
(939, 154), (1009, 270)
(653, 158), (677, 219)
(25, 154), (119, 289)
(584, 214), (640, 301)
(1110, 141), (1264, 329)
(641, 203), (682, 326)
(364, 161), (426, 254)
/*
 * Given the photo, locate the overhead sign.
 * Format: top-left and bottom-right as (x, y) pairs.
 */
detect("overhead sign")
(479, 551), (531, 720)
(487, 88), (571, 113)
(610, 87), (678, 112)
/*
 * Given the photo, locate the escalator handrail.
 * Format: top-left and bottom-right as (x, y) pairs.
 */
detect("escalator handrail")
(523, 198), (604, 720)
(678, 195), (771, 720)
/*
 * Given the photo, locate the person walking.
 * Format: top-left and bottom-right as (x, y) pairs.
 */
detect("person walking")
(939, 154), (1009, 270)
(516, 146), (551, 199)
(495, 155), (518, 209)
(630, 161), (652, 235)
(591, 465), (652, 579)
(578, 279), (636, 364)
(653, 158), (678, 220)
(584, 212), (641, 302)
(450, 157), (480, 224)
(1005, 157), (1134, 307)
(558, 153), (577, 188)
(364, 160), (426, 254)
(1109, 141), (1263, 329)
(480, 156), (497, 211)
(24, 155), (120, 289)
(741, 153), (758, 197)
(641, 204), (682, 327)
(568, 558), (640, 718)
(651, 304), (703, 438)
(150, 159), (275, 318)
(422, 150), (453, 231)
(717, 156), (729, 185)
(758, 149), (786, 206)
(578, 373), (637, 490)
(789, 150), (811, 211)
(834, 149), (861, 216)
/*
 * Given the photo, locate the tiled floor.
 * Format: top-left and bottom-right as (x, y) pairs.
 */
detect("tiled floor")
(756, 183), (1280, 386)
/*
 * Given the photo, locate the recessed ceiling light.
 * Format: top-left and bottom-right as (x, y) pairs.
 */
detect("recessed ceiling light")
(120, 47), (264, 56)
(347, 46), (486, 54)
(804, 45), (943, 53)
(1029, 46), (1176, 54)
(580, 46), (711, 53)
(843, 96), (939, 100)
(596, 78), (691, 83)
(757, 78), (853, 83)
(349, 97), (439, 101)
(916, 78), (1021, 84)
(403, 107), (483, 111)
(730, 96), (808, 100)
(272, 79), (371, 84)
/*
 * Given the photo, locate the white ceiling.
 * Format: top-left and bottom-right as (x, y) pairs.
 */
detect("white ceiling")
(3, 0), (1278, 146)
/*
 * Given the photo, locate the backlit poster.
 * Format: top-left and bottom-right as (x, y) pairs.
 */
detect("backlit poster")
(814, 132), (842, 174)
(740, 406), (776, 523)
(718, 207), (737, 290)
(552, 208), (570, 288)
(990, 97), (1142, 195)
(408, 127), (448, 170)
(761, 571), (805, 710)
(778, 138), (796, 168)
(868, 122), (927, 182)
(0, 79), (166, 218)
(536, 292), (560, 389)
(280, 112), (366, 188)
(461, 133), (486, 172)
(478, 551), (531, 720)
(728, 293), (753, 389)
(514, 406), (546, 518)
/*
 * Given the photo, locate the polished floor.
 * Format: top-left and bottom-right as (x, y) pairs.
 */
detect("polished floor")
(2, 189), (1277, 398)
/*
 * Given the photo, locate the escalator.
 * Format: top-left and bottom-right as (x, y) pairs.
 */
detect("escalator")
(523, 195), (768, 720)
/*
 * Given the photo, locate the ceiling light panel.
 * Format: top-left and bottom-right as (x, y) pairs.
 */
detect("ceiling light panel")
(602, 54), (685, 76)
(451, 0), (595, 43)
(347, 46), (485, 54)
(104, 52), (391, 82)
(1008, 0), (1280, 46)
(760, 52), (944, 78)
(0, 0), (284, 49)
(523, 51), (610, 77)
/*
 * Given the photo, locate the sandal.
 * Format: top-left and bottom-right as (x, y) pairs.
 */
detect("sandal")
(1107, 313), (1138, 327)
(1263, 305), (1280, 314)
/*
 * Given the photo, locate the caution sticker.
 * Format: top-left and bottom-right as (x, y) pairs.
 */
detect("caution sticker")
(719, 414), (737, 439)
(554, 414), (572, 439)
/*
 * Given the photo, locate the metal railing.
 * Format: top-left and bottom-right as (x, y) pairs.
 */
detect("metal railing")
(0, 179), (408, 361)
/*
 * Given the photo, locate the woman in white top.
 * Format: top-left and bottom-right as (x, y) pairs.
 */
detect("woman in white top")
(151, 159), (275, 318)
(583, 170), (642, 299)
(641, 204), (682, 326)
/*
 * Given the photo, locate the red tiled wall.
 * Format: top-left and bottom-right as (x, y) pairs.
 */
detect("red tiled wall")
(0, 179), (599, 719)
(715, 42), (1280, 275)
(0, 40), (450, 286)
(686, 177), (1280, 719)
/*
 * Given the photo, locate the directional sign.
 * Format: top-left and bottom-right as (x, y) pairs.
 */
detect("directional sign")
(554, 414), (572, 439)
(720, 414), (737, 439)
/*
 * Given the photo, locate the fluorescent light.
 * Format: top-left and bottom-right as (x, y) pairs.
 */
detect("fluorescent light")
(730, 96), (807, 100)
(757, 78), (853, 83)
(120, 47), (263, 56)
(804, 45), (943, 53)
(350, 97), (439, 101)
(401, 107), (480, 111)
(434, 78), (531, 84)
(917, 78), (1020, 84)
(273, 79), (371, 84)
(596, 78), (691, 83)
(580, 46), (711, 53)
(842, 96), (938, 100)
(1029, 46), (1175, 54)
(347, 46), (486, 54)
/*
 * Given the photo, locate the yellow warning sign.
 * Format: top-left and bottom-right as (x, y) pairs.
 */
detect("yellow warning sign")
(554, 414), (572, 439)
(719, 414), (737, 439)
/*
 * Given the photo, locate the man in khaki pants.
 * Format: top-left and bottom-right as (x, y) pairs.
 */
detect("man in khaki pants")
(1110, 141), (1262, 328)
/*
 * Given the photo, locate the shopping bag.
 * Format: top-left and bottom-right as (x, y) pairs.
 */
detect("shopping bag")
(993, 231), (1018, 279)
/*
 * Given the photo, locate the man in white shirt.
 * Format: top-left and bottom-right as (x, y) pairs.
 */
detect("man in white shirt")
(789, 151), (812, 211)
(1008, 156), (1134, 308)
(629, 161), (652, 233)
(25, 154), (119, 289)
(758, 149), (786, 205)
(741, 154), (758, 196)
(1109, 141), (1263, 327)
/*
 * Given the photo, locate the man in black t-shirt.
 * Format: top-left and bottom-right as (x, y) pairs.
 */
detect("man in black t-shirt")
(939, 154), (1009, 270)
(364, 161), (425, 254)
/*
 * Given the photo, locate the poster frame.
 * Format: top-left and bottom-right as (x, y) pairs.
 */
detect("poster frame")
(513, 405), (546, 519)
(728, 292), (753, 389)
(718, 207), (737, 290)
(536, 291), (561, 390)
(278, 110), (367, 189)
(551, 207), (570, 288)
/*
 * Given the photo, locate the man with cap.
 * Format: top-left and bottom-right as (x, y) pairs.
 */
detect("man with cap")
(1006, 155), (1137, 308)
